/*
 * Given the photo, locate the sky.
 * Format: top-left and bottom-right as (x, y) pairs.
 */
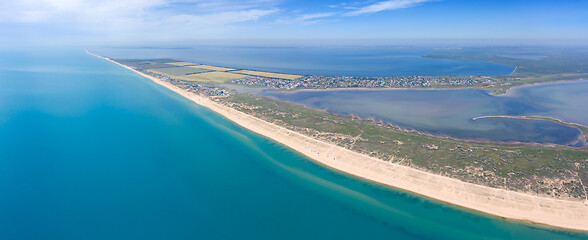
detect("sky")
(1, 0), (587, 46)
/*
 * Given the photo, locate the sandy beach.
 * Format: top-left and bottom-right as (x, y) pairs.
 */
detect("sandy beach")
(90, 51), (588, 232)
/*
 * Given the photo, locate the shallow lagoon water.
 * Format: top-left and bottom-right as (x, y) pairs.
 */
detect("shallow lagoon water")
(0, 48), (587, 239)
(260, 82), (588, 147)
(91, 46), (515, 77)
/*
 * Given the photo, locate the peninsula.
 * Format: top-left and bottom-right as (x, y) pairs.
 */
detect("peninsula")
(88, 51), (588, 231)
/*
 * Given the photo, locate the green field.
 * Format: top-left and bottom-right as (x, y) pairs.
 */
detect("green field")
(176, 71), (247, 83)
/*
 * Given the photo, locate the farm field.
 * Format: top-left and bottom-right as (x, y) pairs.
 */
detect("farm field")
(166, 62), (198, 66)
(192, 65), (236, 72)
(234, 69), (302, 80)
(176, 71), (247, 82)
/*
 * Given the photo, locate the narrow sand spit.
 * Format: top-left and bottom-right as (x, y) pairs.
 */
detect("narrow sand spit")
(90, 52), (588, 231)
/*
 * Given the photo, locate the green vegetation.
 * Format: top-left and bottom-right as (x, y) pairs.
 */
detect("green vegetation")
(176, 71), (247, 83)
(219, 93), (588, 199)
(117, 59), (244, 83)
(115, 56), (588, 199)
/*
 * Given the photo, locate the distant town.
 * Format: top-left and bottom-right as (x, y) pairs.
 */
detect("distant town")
(115, 58), (506, 96)
(137, 64), (499, 97)
(231, 75), (497, 89)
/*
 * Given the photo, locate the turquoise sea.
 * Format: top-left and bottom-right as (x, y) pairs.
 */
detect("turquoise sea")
(0, 48), (586, 239)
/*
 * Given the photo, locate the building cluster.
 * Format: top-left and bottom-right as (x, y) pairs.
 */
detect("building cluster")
(232, 75), (496, 89)
(140, 69), (230, 96)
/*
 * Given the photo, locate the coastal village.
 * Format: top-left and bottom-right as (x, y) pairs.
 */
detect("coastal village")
(232, 75), (496, 89)
(117, 58), (500, 96)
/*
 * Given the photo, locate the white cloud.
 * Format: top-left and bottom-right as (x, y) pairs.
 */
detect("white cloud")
(0, 0), (280, 42)
(296, 12), (336, 21)
(0, 0), (165, 23)
(164, 9), (278, 27)
(1, 1), (275, 28)
(274, 0), (431, 25)
(275, 12), (337, 25)
(345, 0), (431, 16)
(0, 0), (435, 44)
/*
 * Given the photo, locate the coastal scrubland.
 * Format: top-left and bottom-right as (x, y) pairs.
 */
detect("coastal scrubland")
(219, 93), (588, 200)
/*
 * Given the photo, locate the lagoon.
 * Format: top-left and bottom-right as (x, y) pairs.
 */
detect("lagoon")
(0, 48), (586, 239)
(260, 82), (588, 147)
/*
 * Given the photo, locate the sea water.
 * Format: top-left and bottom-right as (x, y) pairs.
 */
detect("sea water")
(90, 46), (515, 77)
(0, 48), (586, 239)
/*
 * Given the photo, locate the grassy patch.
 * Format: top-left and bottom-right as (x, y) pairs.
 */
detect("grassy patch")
(149, 67), (211, 76)
(176, 71), (247, 83)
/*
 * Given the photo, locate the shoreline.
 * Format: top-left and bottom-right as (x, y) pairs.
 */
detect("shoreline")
(500, 78), (588, 96)
(471, 115), (588, 146)
(473, 115), (588, 127)
(89, 51), (588, 232)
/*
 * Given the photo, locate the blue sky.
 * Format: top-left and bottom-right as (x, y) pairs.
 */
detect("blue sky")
(1, 0), (587, 46)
